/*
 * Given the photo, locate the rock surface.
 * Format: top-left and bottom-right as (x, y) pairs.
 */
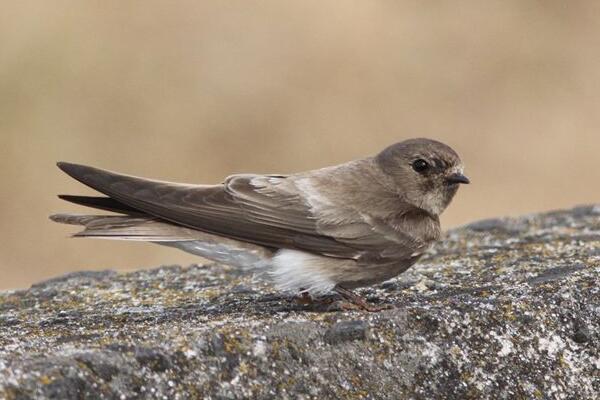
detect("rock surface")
(1, 206), (599, 399)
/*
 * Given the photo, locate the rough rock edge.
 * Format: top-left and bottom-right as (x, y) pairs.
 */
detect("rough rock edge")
(0, 205), (598, 399)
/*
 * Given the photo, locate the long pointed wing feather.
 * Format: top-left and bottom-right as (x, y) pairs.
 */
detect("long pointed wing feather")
(58, 195), (142, 214)
(56, 162), (359, 257)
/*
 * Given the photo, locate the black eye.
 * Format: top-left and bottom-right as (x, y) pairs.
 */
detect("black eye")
(412, 159), (429, 173)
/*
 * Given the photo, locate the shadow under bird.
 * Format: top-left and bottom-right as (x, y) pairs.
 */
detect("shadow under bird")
(51, 138), (469, 311)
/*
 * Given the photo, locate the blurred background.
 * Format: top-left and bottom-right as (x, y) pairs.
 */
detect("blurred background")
(1, 1), (599, 290)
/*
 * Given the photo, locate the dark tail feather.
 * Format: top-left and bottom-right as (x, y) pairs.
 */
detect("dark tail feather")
(58, 195), (142, 215)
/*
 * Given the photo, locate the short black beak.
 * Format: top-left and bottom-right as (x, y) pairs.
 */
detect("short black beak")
(446, 173), (470, 185)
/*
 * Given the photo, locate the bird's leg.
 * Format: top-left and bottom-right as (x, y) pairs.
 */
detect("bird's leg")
(333, 286), (388, 312)
(293, 287), (388, 312)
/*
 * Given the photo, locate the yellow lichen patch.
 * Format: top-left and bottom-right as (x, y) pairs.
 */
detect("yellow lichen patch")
(198, 288), (221, 302)
(500, 302), (517, 321)
(238, 361), (249, 375)
(460, 371), (473, 381)
(218, 327), (249, 354)
(558, 354), (568, 369)
(269, 340), (282, 359)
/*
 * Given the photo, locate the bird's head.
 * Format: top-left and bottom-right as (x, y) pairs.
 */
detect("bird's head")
(375, 138), (469, 216)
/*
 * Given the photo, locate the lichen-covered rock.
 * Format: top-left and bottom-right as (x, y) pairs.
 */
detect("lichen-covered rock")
(0, 206), (598, 399)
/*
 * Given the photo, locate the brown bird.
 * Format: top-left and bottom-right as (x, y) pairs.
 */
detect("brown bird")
(51, 138), (469, 311)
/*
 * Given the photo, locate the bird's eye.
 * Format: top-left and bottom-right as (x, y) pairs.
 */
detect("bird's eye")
(412, 159), (429, 173)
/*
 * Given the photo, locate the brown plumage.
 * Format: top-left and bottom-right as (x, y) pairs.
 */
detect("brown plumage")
(51, 138), (469, 309)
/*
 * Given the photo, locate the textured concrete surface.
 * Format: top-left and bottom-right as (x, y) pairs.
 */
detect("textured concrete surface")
(1, 206), (599, 399)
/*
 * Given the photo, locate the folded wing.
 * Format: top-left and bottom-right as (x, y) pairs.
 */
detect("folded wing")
(56, 162), (431, 263)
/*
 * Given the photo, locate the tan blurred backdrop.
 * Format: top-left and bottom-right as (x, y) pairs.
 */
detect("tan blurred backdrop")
(1, 1), (599, 290)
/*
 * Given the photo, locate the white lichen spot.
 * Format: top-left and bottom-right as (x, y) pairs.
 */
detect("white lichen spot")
(538, 335), (565, 358)
(421, 342), (441, 365)
(413, 278), (433, 293)
(489, 331), (514, 357)
(184, 349), (197, 359)
(499, 338), (514, 357)
(253, 340), (267, 358)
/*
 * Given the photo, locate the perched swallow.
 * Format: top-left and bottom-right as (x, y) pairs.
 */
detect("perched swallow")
(51, 138), (469, 310)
